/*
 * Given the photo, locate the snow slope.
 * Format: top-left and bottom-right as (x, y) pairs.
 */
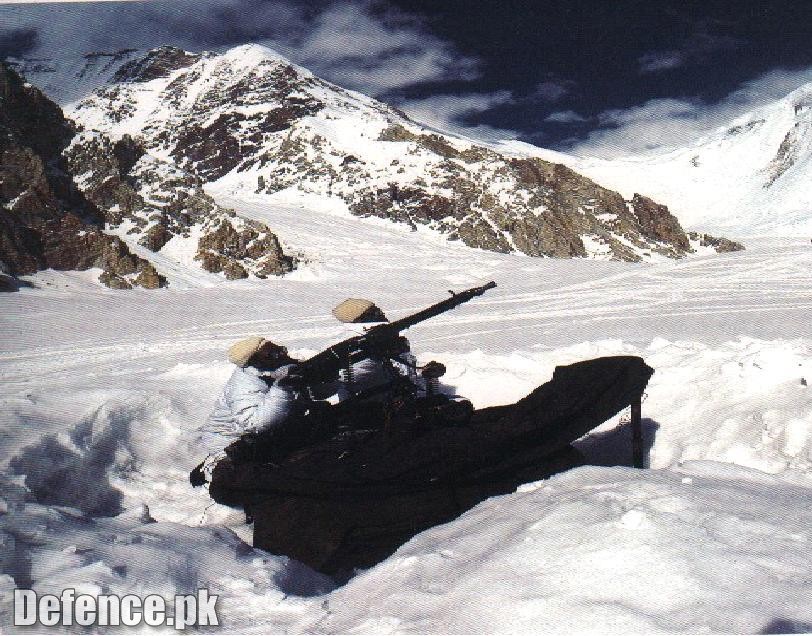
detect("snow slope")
(2, 190), (811, 633)
(7, 49), (141, 107)
(510, 83), (812, 238)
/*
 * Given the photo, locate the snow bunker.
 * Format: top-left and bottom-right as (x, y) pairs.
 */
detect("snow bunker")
(210, 355), (654, 578)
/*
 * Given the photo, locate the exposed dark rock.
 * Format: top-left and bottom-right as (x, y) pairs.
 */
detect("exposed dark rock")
(196, 219), (293, 278)
(112, 134), (145, 174)
(250, 231), (294, 277)
(134, 263), (164, 289)
(139, 222), (172, 251)
(196, 251), (222, 273)
(687, 231), (745, 253)
(98, 271), (132, 289)
(113, 46), (199, 83)
(378, 123), (418, 144)
(764, 125), (801, 187)
(223, 260), (248, 280)
(0, 64), (164, 288)
(344, 154), (693, 259)
(630, 193), (690, 251)
(196, 251), (247, 280)
(64, 129), (295, 280)
(1, 146), (62, 222)
(499, 159), (692, 258)
(455, 218), (512, 253)
(511, 213), (588, 259)
(172, 100), (323, 180)
(378, 124), (490, 162)
(197, 220), (242, 257)
(63, 132), (146, 225)
(0, 210), (167, 288)
(0, 61), (74, 160)
(171, 113), (245, 180)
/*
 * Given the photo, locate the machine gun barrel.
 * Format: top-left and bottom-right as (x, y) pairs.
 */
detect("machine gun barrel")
(292, 281), (497, 386)
(386, 281), (497, 332)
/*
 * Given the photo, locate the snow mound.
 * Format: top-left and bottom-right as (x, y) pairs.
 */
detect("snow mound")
(0, 478), (333, 631)
(310, 465), (812, 634)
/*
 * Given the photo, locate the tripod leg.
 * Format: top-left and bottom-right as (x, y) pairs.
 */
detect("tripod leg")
(631, 395), (643, 469)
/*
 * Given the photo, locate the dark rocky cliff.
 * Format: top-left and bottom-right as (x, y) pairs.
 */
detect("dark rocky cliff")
(0, 62), (294, 290)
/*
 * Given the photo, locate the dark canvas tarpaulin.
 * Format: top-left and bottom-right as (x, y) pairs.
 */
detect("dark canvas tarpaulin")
(209, 355), (654, 576)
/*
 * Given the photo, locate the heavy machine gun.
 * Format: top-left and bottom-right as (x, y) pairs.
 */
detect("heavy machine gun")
(286, 281), (497, 387)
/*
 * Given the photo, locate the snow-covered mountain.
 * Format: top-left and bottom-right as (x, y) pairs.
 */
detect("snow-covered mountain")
(0, 61), (293, 290)
(12, 44), (740, 266)
(8, 48), (142, 106)
(554, 84), (812, 237)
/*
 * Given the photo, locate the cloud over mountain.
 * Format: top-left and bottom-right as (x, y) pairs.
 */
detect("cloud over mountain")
(567, 67), (812, 158)
(3, 0), (479, 97)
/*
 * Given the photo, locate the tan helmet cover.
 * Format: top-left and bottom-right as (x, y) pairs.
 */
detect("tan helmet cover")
(332, 298), (386, 323)
(228, 336), (267, 367)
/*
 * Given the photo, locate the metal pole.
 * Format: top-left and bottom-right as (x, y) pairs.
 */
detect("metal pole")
(631, 395), (643, 468)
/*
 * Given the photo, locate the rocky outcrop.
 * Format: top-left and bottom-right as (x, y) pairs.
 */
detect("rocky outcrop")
(196, 219), (294, 279)
(629, 193), (690, 253)
(113, 46), (200, 83)
(687, 232), (745, 253)
(346, 157), (695, 260)
(1, 62), (293, 289)
(64, 130), (294, 279)
(0, 60), (74, 160)
(0, 63), (164, 289)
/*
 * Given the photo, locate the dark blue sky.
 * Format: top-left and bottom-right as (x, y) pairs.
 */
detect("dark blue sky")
(4, 0), (812, 156)
(386, 1), (812, 147)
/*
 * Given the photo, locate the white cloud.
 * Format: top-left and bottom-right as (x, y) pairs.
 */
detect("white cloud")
(638, 51), (686, 73)
(398, 91), (518, 141)
(279, 4), (480, 94)
(637, 26), (740, 75)
(545, 110), (587, 123)
(567, 66), (812, 158)
(3, 0), (481, 97)
(527, 81), (570, 103)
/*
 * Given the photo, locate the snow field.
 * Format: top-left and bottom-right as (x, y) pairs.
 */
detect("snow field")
(2, 195), (812, 633)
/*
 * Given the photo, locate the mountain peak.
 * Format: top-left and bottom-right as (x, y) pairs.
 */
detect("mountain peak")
(220, 43), (300, 69)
